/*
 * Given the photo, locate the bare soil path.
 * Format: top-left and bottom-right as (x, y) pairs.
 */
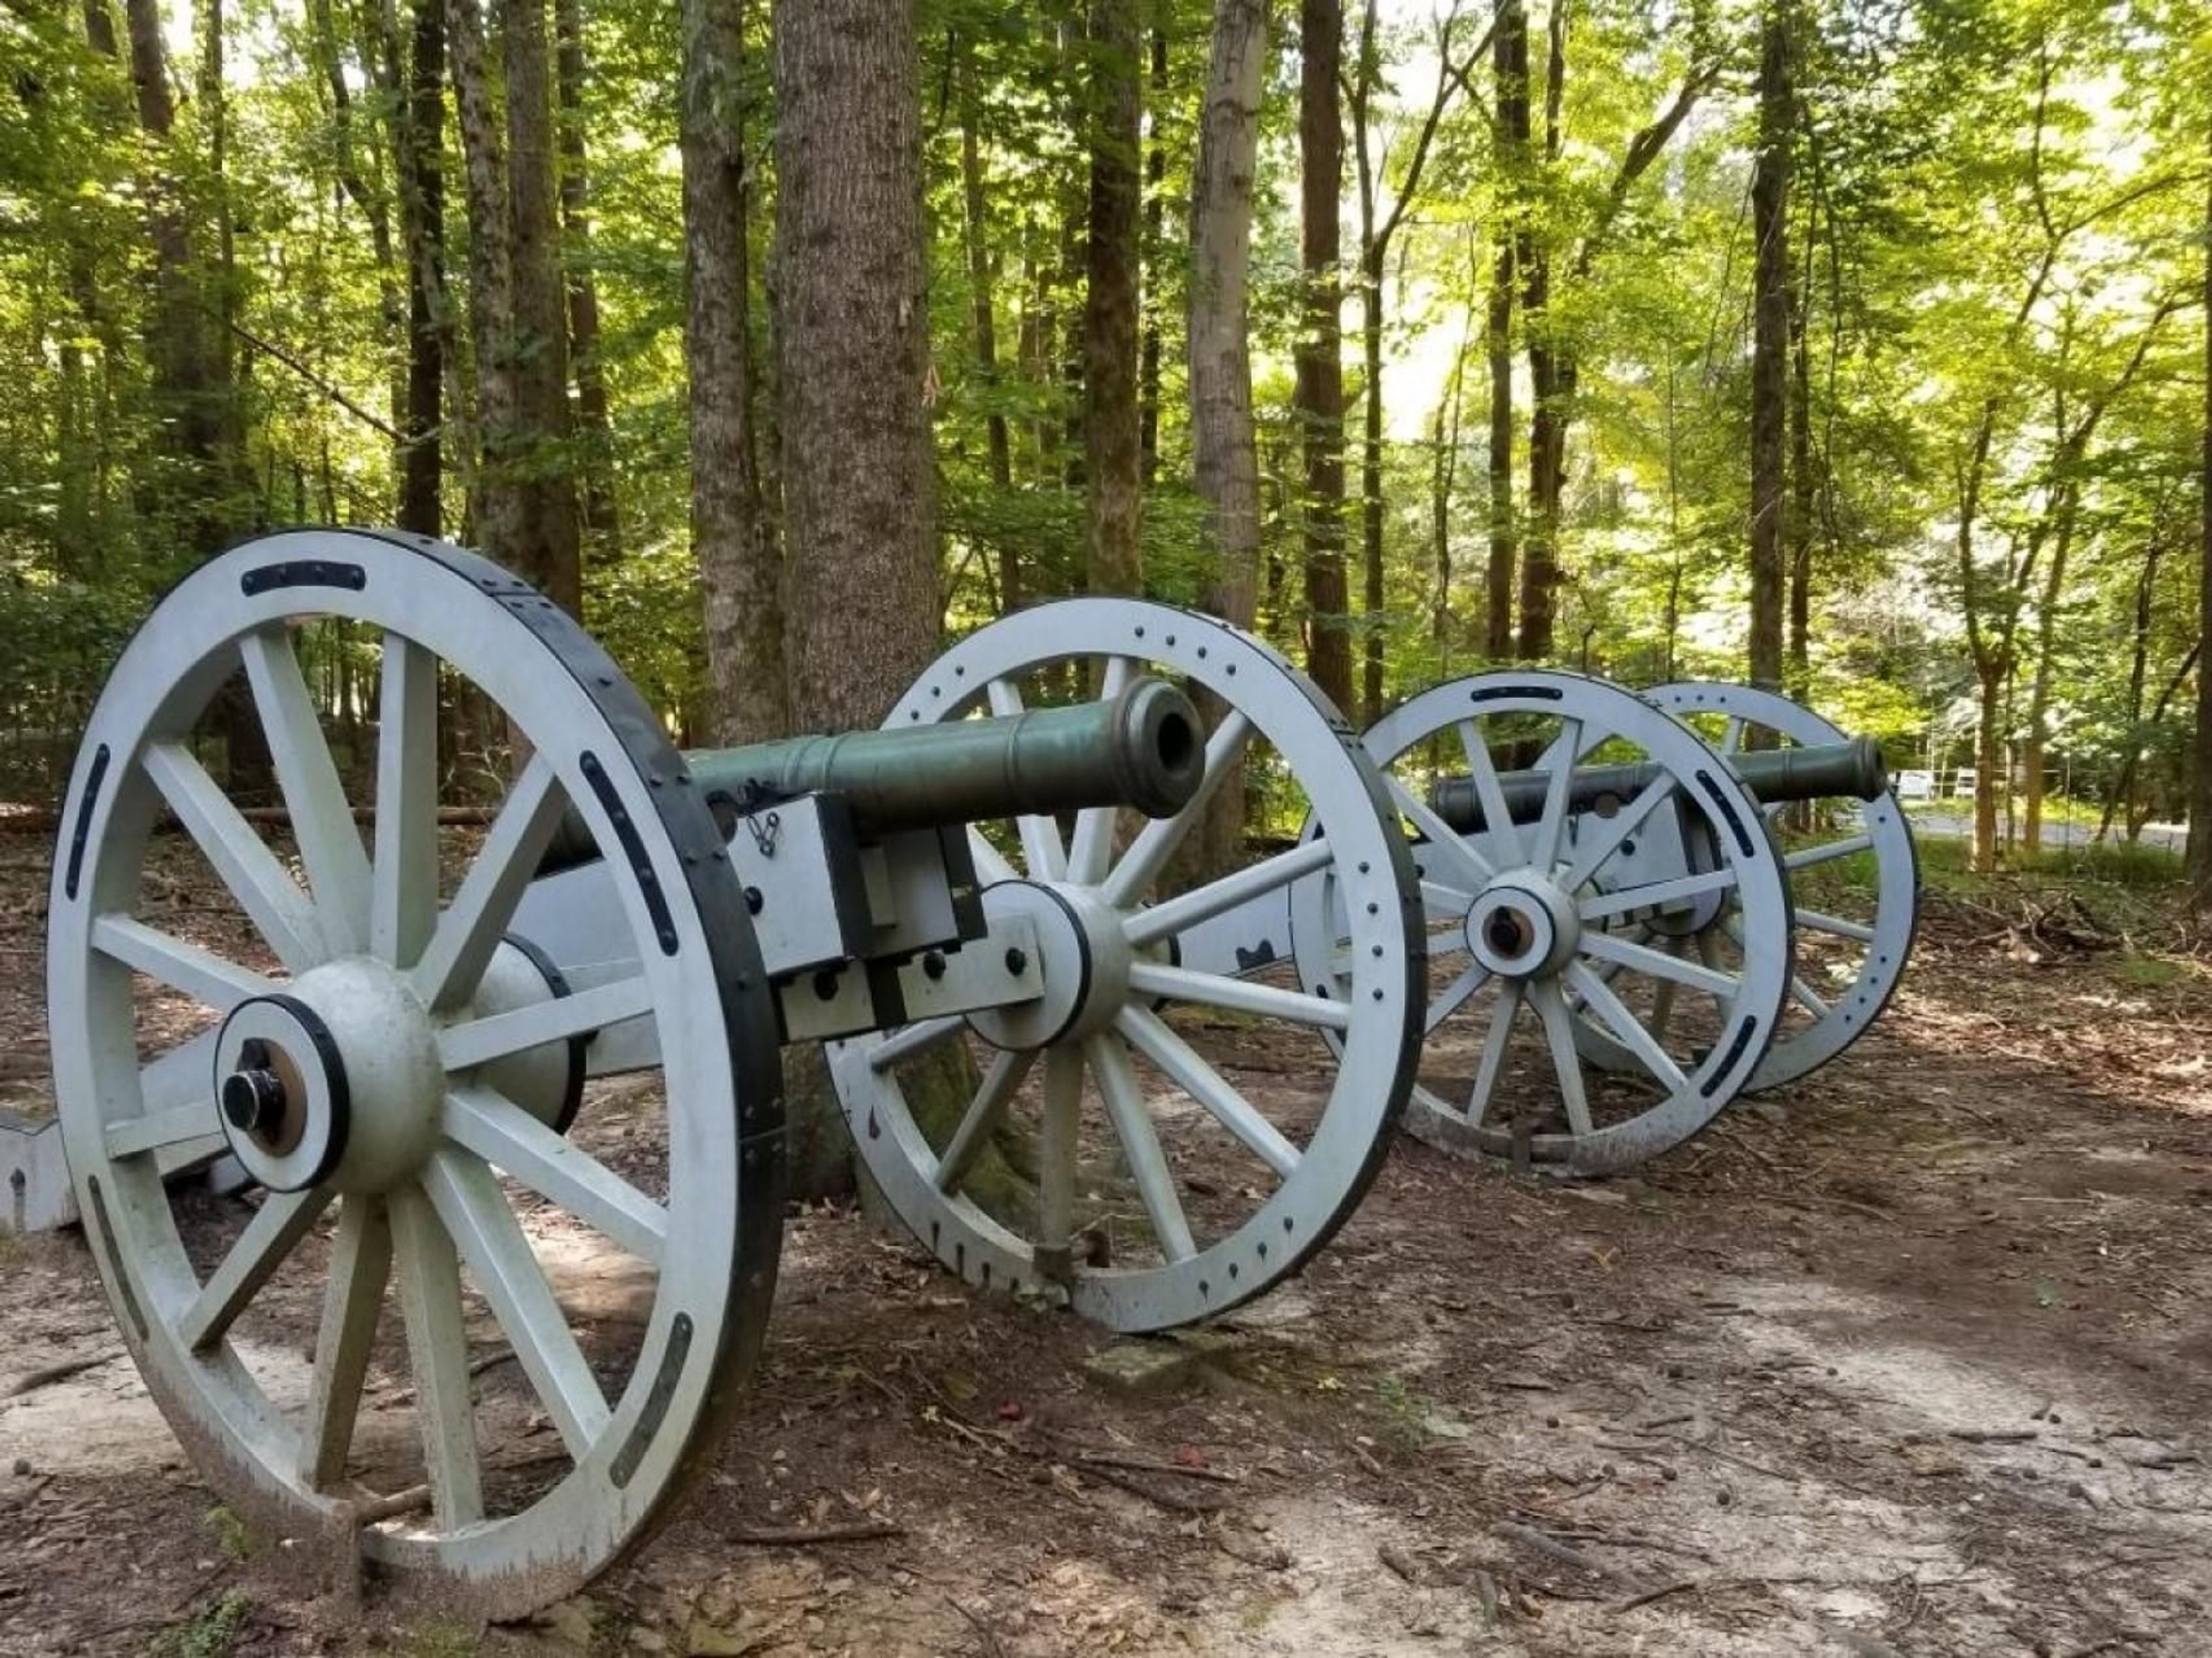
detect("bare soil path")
(3, 846), (2209, 1658)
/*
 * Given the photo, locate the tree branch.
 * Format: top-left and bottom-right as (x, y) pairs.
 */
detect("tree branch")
(1570, 62), (1719, 283)
(226, 318), (404, 440)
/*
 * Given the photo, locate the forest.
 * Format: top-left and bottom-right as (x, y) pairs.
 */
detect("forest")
(0, 0), (2206, 887)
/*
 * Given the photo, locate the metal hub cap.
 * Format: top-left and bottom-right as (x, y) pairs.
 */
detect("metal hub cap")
(1465, 875), (1579, 979)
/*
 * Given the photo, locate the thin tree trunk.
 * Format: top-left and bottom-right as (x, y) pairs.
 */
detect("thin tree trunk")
(684, 0), (784, 744)
(1083, 0), (1144, 597)
(501, 0), (584, 614)
(1296, 0), (1350, 708)
(1747, 0), (1789, 694)
(1786, 208), (1814, 697)
(1138, 23), (1166, 488)
(957, 72), (1015, 610)
(1484, 231), (1514, 659)
(2191, 148), (2212, 908)
(555, 0), (620, 564)
(2100, 536), (2164, 843)
(392, 0), (446, 536)
(2022, 490), (2080, 855)
(1189, 0), (1267, 874)
(446, 0), (522, 561)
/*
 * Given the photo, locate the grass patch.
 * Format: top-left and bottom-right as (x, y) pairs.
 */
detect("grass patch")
(156, 1592), (251, 1658)
(203, 1504), (253, 1562)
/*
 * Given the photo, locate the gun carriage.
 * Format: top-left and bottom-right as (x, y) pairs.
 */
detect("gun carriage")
(16, 528), (1916, 1616)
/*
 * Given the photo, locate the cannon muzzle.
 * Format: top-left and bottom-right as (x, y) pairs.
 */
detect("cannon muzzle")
(1428, 734), (1888, 834)
(543, 676), (1205, 871)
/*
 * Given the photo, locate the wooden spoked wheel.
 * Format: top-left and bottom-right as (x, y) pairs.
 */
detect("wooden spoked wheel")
(832, 600), (1423, 1332)
(47, 530), (781, 1619)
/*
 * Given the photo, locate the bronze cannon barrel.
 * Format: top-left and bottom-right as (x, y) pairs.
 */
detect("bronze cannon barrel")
(1427, 734), (1889, 834)
(543, 675), (1206, 870)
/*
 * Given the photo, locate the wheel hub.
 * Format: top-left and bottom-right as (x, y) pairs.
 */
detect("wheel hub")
(965, 880), (1133, 1050)
(1464, 872), (1580, 980)
(214, 958), (443, 1195)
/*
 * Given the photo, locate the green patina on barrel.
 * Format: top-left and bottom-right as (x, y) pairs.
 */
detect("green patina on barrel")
(1428, 734), (1889, 834)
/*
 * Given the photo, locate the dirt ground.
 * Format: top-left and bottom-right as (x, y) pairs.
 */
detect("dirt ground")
(4, 835), (2211, 1658)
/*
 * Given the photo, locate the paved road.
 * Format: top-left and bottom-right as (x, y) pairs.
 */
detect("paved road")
(1907, 810), (2188, 855)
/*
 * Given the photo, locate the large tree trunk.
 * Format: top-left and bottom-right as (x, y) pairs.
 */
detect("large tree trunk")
(1082, 0), (1143, 596)
(1189, 0), (1267, 874)
(2191, 151), (2212, 910)
(555, 0), (620, 564)
(683, 0), (783, 745)
(1747, 0), (1789, 693)
(774, 0), (941, 1194)
(446, 0), (522, 559)
(501, 0), (584, 615)
(1295, 0), (1350, 708)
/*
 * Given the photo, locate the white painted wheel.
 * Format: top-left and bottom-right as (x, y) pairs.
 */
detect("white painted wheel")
(1320, 671), (1792, 1175)
(832, 601), (1422, 1332)
(47, 530), (781, 1619)
(1646, 682), (1918, 1090)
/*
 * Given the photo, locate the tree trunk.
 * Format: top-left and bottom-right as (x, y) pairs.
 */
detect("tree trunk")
(1786, 211), (1814, 697)
(1295, 0), (1350, 708)
(395, 0), (446, 536)
(1747, 0), (1789, 695)
(775, 0), (942, 1200)
(683, 0), (783, 745)
(1188, 0), (1267, 874)
(2191, 151), (2212, 909)
(446, 0), (522, 561)
(1138, 24), (1166, 488)
(555, 0), (620, 565)
(501, 0), (584, 615)
(2022, 492), (2079, 856)
(1083, 0), (1144, 597)
(1974, 663), (2003, 872)
(1484, 231), (1514, 660)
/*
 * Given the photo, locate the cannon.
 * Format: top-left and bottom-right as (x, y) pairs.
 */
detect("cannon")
(1258, 671), (1919, 1174)
(38, 529), (1425, 1615)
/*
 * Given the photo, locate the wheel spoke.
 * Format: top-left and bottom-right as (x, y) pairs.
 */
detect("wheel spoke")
(1126, 960), (1352, 1031)
(1528, 980), (1594, 1137)
(1789, 973), (1831, 1017)
(1085, 1034), (1195, 1262)
(1578, 929), (1740, 999)
(1387, 774), (1492, 890)
(1036, 1045), (1083, 1264)
(422, 1148), (611, 1461)
(933, 1046), (1036, 1194)
(1527, 718), (1583, 871)
(240, 627), (372, 952)
(969, 831), (1020, 887)
(444, 1086), (666, 1265)
(986, 678), (1067, 880)
(1719, 716), (1744, 754)
(410, 753), (569, 1010)
(177, 1186), (335, 1352)
(1421, 878), (1477, 916)
(388, 1183), (484, 1528)
(91, 915), (272, 1011)
(868, 1015), (965, 1072)
(1101, 710), (1253, 908)
(438, 974), (653, 1072)
(1123, 835), (1334, 949)
(1426, 959), (1491, 1034)
(1116, 1005), (1298, 1178)
(1064, 657), (1141, 886)
(1797, 908), (1875, 944)
(1455, 719), (1525, 866)
(1562, 772), (1677, 890)
(1566, 961), (1690, 1095)
(1785, 832), (1873, 872)
(1580, 866), (1738, 923)
(372, 635), (442, 969)
(104, 1097), (223, 1159)
(1465, 980), (1522, 1127)
(300, 1195), (393, 1488)
(142, 741), (326, 973)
